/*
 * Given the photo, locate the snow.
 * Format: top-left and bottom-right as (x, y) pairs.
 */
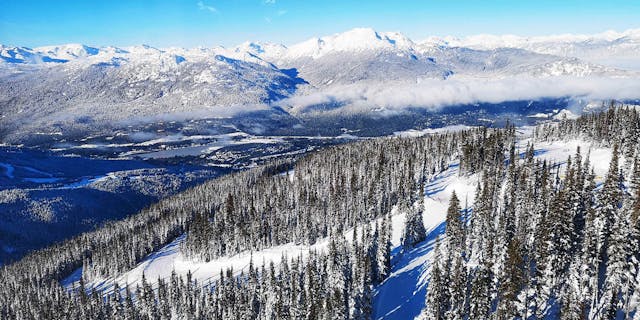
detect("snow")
(552, 109), (580, 120)
(71, 232), (335, 294)
(278, 169), (295, 182)
(393, 125), (472, 138)
(123, 134), (284, 159)
(3, 28), (638, 135)
(434, 28), (639, 49)
(521, 139), (613, 179)
(74, 204), (393, 294)
(61, 136), (615, 319)
(375, 162), (477, 320)
(53, 131), (289, 160)
(422, 28), (640, 71)
(284, 28), (414, 60)
(528, 113), (551, 118)
(526, 110), (578, 119)
(0, 162), (15, 179)
(34, 44), (100, 60)
(373, 138), (613, 319)
(4, 27), (639, 69)
(66, 155), (474, 304)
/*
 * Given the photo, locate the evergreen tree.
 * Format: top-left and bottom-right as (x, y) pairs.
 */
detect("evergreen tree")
(377, 214), (392, 282)
(402, 199), (427, 250)
(468, 259), (492, 320)
(445, 191), (464, 255)
(424, 238), (450, 320)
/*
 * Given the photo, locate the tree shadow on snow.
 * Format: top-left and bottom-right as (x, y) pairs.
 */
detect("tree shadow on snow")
(373, 221), (446, 319)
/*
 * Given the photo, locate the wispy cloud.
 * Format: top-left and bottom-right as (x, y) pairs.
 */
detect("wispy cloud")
(197, 1), (218, 14)
(263, 8), (285, 24)
(263, 0), (276, 4)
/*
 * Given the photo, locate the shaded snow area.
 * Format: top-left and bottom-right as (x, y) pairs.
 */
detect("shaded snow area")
(64, 137), (614, 319)
(374, 163), (477, 319)
(0, 162), (15, 179)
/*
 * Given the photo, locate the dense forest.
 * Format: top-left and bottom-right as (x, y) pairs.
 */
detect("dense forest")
(1, 119), (513, 318)
(423, 105), (640, 319)
(1, 105), (640, 319)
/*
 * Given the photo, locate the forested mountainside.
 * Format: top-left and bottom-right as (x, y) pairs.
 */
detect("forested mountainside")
(1, 106), (640, 319)
(1, 124), (498, 318)
(423, 106), (640, 319)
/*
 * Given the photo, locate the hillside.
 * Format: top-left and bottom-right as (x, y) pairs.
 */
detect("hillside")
(1, 107), (640, 318)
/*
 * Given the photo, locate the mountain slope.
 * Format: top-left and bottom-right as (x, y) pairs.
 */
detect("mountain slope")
(0, 45), (305, 144)
(0, 28), (638, 147)
(2, 107), (640, 318)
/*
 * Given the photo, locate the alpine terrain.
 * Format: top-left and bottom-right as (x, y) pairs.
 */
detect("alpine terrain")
(1, 20), (640, 320)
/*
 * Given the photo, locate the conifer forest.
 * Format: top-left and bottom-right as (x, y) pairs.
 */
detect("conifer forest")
(0, 106), (639, 319)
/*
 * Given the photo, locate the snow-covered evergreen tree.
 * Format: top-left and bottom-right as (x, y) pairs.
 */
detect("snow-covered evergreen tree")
(402, 198), (427, 250)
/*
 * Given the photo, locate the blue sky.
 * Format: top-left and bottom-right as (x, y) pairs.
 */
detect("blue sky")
(1, 0), (639, 48)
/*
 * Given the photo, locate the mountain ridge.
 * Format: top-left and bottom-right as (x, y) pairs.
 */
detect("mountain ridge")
(3, 27), (640, 68)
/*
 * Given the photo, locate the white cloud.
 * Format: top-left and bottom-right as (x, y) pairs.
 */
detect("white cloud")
(278, 75), (640, 114)
(197, 1), (218, 14)
(277, 9), (287, 16)
(263, 0), (276, 4)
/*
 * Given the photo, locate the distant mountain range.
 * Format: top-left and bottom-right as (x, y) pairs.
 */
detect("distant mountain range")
(424, 28), (640, 70)
(1, 28), (639, 144)
(4, 28), (640, 68)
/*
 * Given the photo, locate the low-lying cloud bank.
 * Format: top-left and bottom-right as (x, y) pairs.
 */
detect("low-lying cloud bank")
(47, 75), (640, 128)
(279, 75), (640, 114)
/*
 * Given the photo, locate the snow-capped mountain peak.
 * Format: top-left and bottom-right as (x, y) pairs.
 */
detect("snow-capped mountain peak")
(2, 27), (639, 70)
(0, 45), (66, 64)
(232, 41), (287, 60)
(124, 44), (163, 55)
(33, 43), (100, 60)
(284, 27), (414, 59)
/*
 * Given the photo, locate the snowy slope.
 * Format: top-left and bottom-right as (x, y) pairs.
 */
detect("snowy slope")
(64, 153), (467, 295)
(266, 28), (625, 88)
(374, 162), (478, 319)
(35, 44), (101, 60)
(2, 28), (635, 79)
(61, 132), (617, 319)
(0, 45), (303, 142)
(373, 137), (614, 319)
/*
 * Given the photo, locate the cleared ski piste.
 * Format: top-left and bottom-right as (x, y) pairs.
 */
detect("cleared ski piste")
(63, 137), (614, 319)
